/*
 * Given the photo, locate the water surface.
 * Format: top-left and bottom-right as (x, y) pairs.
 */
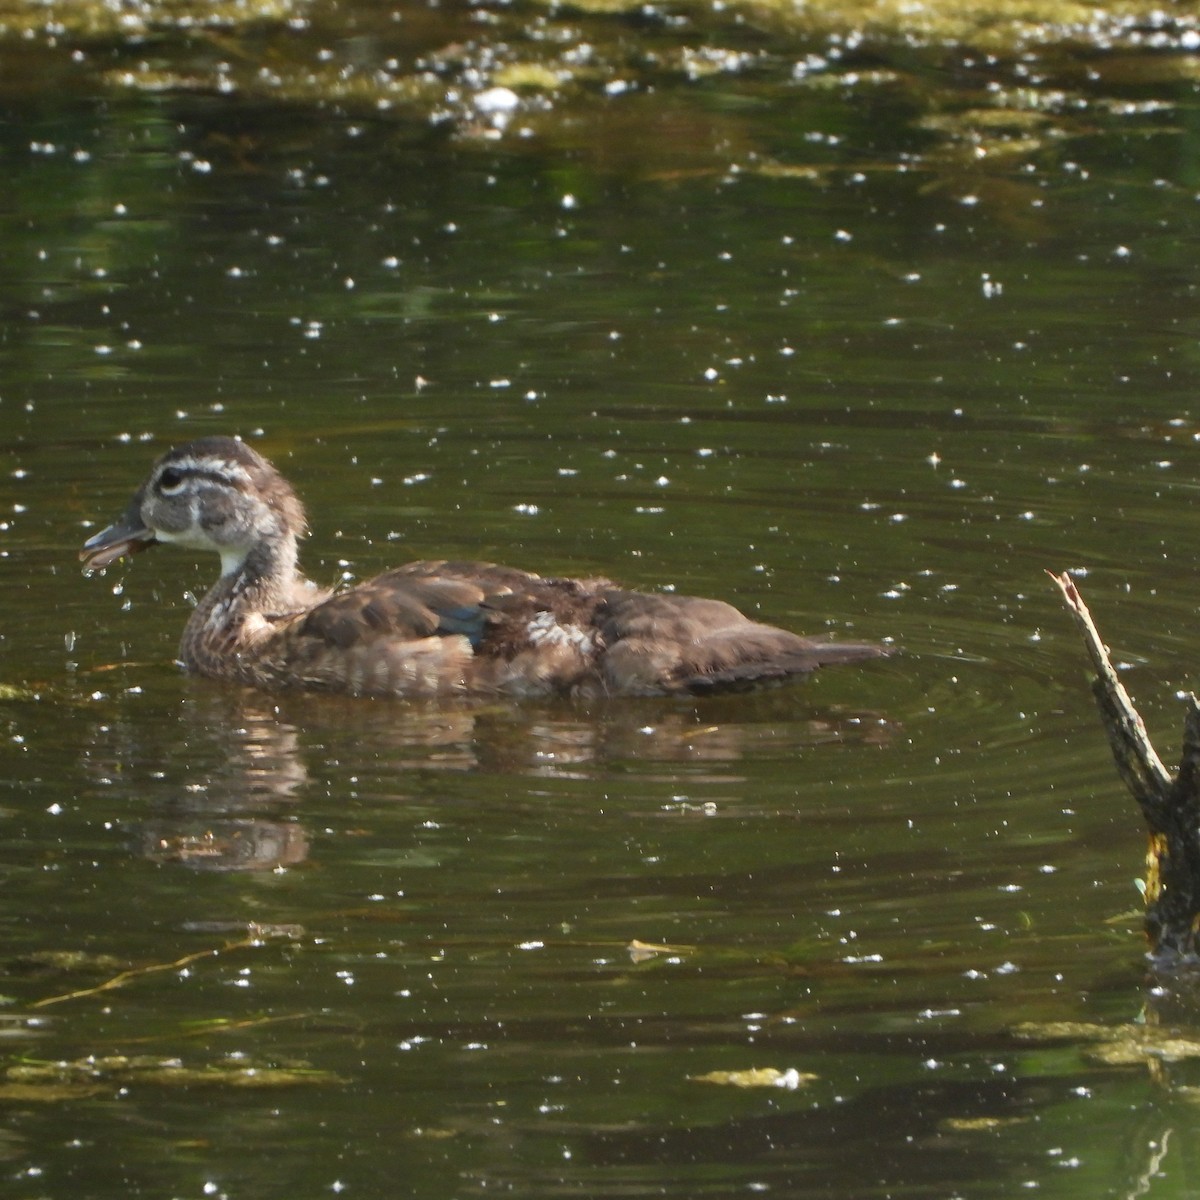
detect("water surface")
(4, 7), (1200, 1197)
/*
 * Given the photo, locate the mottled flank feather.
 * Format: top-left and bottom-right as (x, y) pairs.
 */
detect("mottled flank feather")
(81, 438), (891, 699)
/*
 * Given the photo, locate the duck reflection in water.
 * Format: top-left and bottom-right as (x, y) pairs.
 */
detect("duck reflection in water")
(81, 686), (895, 872)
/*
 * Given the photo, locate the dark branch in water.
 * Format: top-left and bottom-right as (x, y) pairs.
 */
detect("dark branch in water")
(1049, 570), (1200, 963)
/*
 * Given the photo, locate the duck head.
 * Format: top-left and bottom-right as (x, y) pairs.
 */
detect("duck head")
(80, 436), (307, 578)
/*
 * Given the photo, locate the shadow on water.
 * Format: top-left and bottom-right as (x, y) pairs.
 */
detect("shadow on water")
(575, 1076), (1044, 1192)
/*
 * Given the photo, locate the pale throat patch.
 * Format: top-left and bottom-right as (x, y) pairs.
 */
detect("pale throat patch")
(153, 525), (250, 577)
(219, 547), (251, 577)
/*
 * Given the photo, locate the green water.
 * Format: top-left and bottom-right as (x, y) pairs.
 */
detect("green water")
(6, 5), (1200, 1197)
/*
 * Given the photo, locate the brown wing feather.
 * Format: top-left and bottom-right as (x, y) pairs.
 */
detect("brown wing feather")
(595, 590), (887, 695)
(293, 560), (566, 652)
(382, 559), (546, 592)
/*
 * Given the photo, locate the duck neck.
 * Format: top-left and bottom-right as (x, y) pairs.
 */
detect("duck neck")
(181, 535), (311, 673)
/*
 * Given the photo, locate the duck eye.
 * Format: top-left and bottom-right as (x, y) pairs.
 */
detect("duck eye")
(158, 467), (185, 493)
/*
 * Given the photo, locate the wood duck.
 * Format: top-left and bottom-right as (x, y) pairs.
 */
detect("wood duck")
(80, 436), (889, 699)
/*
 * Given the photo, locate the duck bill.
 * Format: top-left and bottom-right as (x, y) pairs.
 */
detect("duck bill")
(79, 499), (157, 575)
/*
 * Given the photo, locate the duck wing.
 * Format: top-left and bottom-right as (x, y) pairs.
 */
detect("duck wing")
(295, 560), (543, 650)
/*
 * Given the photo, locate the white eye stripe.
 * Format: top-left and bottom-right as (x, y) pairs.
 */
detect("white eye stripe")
(154, 457), (252, 494)
(158, 456), (251, 480)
